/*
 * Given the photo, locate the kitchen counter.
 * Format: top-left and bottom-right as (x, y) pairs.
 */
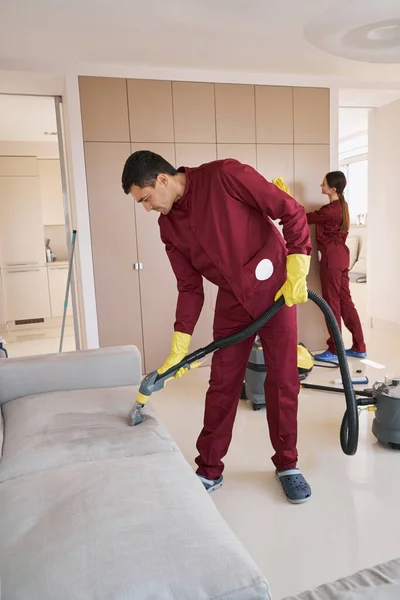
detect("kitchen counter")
(46, 261), (69, 268)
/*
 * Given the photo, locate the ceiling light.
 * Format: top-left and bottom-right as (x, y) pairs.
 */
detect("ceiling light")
(304, 0), (400, 63)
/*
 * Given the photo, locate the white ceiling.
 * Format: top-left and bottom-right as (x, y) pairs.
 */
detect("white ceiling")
(1, 0), (400, 82)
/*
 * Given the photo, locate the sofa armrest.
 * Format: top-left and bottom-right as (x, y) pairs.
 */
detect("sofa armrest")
(0, 346), (142, 405)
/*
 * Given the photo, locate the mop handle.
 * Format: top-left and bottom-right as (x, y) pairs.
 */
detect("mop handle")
(59, 230), (77, 353)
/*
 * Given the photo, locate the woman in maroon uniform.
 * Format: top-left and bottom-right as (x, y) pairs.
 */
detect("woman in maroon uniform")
(307, 171), (366, 362)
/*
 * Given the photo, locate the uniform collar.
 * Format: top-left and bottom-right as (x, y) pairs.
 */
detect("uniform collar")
(173, 166), (192, 210)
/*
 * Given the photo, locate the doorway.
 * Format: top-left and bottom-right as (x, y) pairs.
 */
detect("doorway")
(0, 94), (79, 358)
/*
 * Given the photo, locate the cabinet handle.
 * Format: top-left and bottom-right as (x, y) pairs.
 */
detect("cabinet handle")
(133, 263), (143, 270)
(7, 269), (41, 273)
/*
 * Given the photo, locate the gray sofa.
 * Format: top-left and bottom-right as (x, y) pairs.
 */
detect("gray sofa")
(1, 346), (399, 600)
(0, 346), (271, 600)
(285, 558), (400, 599)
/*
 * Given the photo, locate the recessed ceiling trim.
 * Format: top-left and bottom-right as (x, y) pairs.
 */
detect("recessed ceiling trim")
(304, 0), (400, 63)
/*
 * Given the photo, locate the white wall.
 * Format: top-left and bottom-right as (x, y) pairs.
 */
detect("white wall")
(368, 101), (400, 325)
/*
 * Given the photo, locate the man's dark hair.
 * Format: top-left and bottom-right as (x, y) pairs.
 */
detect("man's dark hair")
(122, 150), (177, 194)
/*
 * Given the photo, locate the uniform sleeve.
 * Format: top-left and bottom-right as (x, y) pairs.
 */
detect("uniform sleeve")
(306, 205), (330, 225)
(220, 160), (312, 256)
(160, 230), (204, 336)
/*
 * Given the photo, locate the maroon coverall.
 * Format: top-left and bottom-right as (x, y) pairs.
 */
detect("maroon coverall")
(159, 160), (312, 479)
(307, 201), (366, 355)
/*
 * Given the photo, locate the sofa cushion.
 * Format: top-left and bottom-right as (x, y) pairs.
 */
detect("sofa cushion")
(0, 452), (271, 600)
(284, 558), (400, 600)
(0, 386), (177, 482)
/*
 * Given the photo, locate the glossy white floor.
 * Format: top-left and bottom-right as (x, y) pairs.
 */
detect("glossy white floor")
(151, 283), (400, 599)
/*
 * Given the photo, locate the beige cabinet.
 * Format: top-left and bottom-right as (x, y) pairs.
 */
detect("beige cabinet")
(257, 144), (294, 191)
(38, 159), (65, 225)
(47, 264), (72, 318)
(294, 88), (330, 144)
(294, 144), (330, 350)
(0, 157), (38, 177)
(255, 86), (294, 144)
(84, 142), (144, 358)
(3, 267), (51, 321)
(215, 84), (256, 143)
(130, 143), (175, 168)
(217, 144), (257, 168)
(81, 77), (331, 370)
(79, 76), (130, 143)
(175, 143), (217, 167)
(0, 175), (45, 267)
(294, 144), (330, 209)
(172, 82), (216, 143)
(127, 80), (174, 143)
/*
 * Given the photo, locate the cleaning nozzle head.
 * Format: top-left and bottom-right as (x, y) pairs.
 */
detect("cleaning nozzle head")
(130, 402), (145, 426)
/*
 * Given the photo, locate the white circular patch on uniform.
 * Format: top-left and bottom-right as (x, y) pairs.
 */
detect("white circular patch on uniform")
(255, 259), (274, 281)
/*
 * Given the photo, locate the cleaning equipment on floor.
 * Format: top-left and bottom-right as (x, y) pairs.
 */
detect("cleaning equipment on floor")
(243, 341), (315, 410)
(243, 340), (339, 411)
(130, 289), (360, 457)
(333, 376), (369, 385)
(302, 376), (400, 450)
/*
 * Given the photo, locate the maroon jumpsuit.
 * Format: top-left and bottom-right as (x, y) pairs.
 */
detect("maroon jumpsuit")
(159, 160), (312, 479)
(307, 201), (366, 355)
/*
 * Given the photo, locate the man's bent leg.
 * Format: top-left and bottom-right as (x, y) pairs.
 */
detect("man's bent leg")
(258, 304), (299, 471)
(195, 336), (254, 480)
(195, 290), (255, 481)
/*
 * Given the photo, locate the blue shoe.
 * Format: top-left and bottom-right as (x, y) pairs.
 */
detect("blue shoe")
(346, 349), (367, 359)
(197, 474), (224, 493)
(314, 350), (338, 362)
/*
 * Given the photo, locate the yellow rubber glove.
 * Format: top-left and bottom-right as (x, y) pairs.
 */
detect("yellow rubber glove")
(274, 254), (311, 307)
(158, 331), (199, 379)
(272, 176), (291, 195)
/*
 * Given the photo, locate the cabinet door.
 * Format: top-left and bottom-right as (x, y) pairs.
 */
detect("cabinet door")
(0, 176), (45, 267)
(3, 267), (51, 321)
(294, 88), (330, 144)
(0, 157), (38, 177)
(79, 76), (130, 143)
(172, 82), (216, 143)
(38, 160), (65, 225)
(48, 266), (72, 318)
(134, 142), (217, 372)
(294, 144), (330, 351)
(84, 142), (144, 360)
(215, 84), (256, 143)
(127, 80), (174, 143)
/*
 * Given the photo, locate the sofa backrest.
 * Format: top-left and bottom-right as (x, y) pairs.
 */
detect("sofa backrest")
(0, 346), (142, 406)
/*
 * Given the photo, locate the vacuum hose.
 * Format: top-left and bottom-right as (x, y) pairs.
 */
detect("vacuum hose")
(131, 290), (359, 456)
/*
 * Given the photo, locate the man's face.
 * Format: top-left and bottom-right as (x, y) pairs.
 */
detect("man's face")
(129, 174), (175, 215)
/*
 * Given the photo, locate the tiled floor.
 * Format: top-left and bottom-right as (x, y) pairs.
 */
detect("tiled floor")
(151, 283), (400, 599)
